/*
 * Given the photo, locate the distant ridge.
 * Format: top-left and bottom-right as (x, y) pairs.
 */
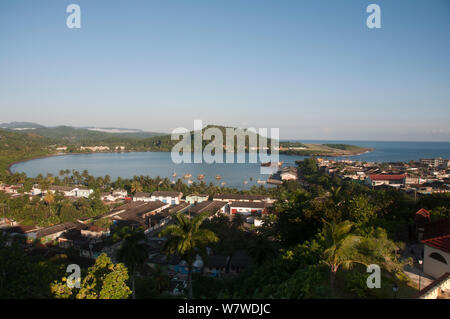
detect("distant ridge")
(0, 122), (166, 141)
(0, 121), (45, 129)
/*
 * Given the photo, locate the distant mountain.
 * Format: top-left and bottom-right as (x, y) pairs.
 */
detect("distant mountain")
(0, 121), (45, 130)
(31, 126), (167, 142)
(0, 122), (167, 142)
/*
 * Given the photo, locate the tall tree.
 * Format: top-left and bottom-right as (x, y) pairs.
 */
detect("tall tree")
(159, 212), (218, 298)
(117, 232), (148, 299)
(131, 180), (143, 194)
(321, 220), (362, 297)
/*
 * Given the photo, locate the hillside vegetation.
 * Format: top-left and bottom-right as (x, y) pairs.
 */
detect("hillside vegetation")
(0, 129), (54, 175)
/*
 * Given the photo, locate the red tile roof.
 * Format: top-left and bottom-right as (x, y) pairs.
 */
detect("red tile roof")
(369, 174), (406, 181)
(422, 235), (450, 254)
(414, 208), (431, 225)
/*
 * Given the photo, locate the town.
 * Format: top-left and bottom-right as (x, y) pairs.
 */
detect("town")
(316, 157), (450, 195)
(0, 156), (449, 299)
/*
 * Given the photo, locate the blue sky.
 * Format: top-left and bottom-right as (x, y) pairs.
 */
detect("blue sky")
(0, 0), (449, 141)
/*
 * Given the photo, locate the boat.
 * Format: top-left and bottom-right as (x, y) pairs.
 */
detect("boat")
(257, 179), (266, 184)
(197, 174), (205, 181)
(261, 161), (283, 167)
(183, 173), (192, 179)
(220, 182), (226, 186)
(243, 180), (248, 185)
(172, 171), (177, 177)
(215, 175), (222, 180)
(188, 180), (193, 185)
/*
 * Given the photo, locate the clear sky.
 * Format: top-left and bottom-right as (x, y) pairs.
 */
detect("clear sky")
(0, 0), (449, 141)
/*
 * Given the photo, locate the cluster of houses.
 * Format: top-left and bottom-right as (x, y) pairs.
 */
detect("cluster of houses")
(318, 157), (450, 195)
(0, 186), (275, 295)
(0, 183), (95, 199)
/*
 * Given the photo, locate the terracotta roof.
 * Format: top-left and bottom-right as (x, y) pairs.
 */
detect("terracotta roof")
(369, 174), (406, 181)
(414, 208), (431, 226)
(422, 235), (450, 254)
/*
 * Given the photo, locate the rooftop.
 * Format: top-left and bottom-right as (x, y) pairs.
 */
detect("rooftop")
(151, 191), (183, 197)
(229, 201), (266, 208)
(212, 194), (268, 201)
(369, 174), (406, 181)
(189, 201), (228, 215)
(422, 235), (450, 254)
(134, 192), (152, 198)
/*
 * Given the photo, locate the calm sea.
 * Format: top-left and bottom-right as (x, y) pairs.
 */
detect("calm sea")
(10, 141), (450, 189)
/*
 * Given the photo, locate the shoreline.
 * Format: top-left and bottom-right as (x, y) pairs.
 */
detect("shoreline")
(6, 148), (377, 175)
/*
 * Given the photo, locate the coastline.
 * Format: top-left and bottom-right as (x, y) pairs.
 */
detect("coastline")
(6, 147), (376, 175)
(7, 152), (68, 175)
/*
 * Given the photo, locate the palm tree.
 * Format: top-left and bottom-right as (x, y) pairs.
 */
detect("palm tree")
(159, 212), (218, 298)
(117, 232), (148, 299)
(321, 220), (363, 297)
(231, 213), (245, 229)
(131, 180), (143, 195)
(150, 265), (170, 294)
(43, 192), (55, 216)
(330, 185), (343, 206)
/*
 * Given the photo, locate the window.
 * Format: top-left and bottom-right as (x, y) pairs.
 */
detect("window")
(429, 252), (447, 264)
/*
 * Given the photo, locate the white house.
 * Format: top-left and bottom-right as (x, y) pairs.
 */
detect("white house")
(365, 174), (406, 187)
(229, 201), (267, 216)
(30, 185), (42, 196)
(44, 186), (93, 198)
(150, 191), (183, 205)
(47, 185), (78, 197)
(422, 235), (450, 279)
(75, 187), (93, 198)
(280, 167), (298, 181)
(133, 192), (153, 202)
(185, 194), (209, 204)
(112, 189), (128, 198)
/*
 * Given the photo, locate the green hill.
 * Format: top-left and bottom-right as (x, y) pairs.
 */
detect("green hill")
(0, 129), (54, 175)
